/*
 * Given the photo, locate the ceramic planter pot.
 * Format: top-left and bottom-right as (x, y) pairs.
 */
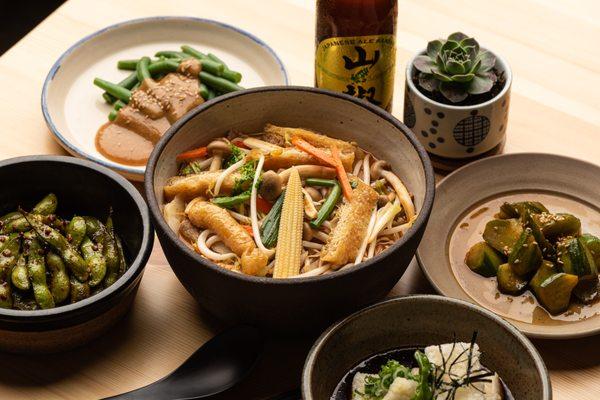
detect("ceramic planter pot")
(404, 50), (512, 159)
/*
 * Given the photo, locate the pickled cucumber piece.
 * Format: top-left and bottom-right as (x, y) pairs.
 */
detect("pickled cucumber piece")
(580, 233), (600, 266)
(558, 237), (596, 277)
(531, 272), (578, 315)
(483, 219), (523, 255)
(465, 242), (504, 277)
(497, 263), (528, 295)
(533, 212), (581, 238)
(524, 211), (556, 260)
(508, 228), (542, 276)
(531, 260), (558, 287)
(573, 275), (599, 304)
(499, 201), (548, 219)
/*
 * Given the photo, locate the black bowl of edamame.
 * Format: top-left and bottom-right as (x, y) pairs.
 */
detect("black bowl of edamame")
(0, 155), (153, 353)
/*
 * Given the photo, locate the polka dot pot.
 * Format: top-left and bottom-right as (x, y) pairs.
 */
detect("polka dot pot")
(403, 49), (512, 159)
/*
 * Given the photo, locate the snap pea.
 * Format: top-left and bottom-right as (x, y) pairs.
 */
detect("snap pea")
(310, 181), (342, 228)
(199, 71), (244, 93)
(46, 251), (70, 304)
(207, 53), (242, 83)
(66, 216), (86, 249)
(70, 276), (90, 303)
(103, 216), (120, 287)
(305, 178), (337, 187)
(23, 210), (89, 282)
(11, 252), (29, 291)
(136, 56), (152, 82)
(26, 238), (55, 309)
(93, 78), (132, 103)
(0, 234), (19, 308)
(32, 193), (58, 215)
(81, 237), (107, 287)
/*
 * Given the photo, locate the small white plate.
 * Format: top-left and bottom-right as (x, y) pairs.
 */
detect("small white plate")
(42, 17), (289, 181)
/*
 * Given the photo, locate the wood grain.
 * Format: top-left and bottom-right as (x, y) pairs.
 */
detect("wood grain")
(0, 0), (598, 398)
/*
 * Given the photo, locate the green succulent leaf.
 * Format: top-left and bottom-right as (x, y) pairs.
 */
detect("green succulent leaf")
(448, 32), (469, 42)
(413, 55), (437, 73)
(446, 60), (467, 75)
(426, 40), (443, 59)
(468, 73), (495, 94)
(432, 71), (453, 82)
(418, 73), (439, 92)
(451, 73), (475, 82)
(468, 58), (482, 74)
(477, 51), (496, 72)
(440, 82), (469, 103)
(460, 37), (480, 54)
(441, 40), (460, 53)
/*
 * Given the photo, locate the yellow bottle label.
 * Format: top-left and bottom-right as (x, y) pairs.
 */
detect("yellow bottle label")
(316, 34), (396, 110)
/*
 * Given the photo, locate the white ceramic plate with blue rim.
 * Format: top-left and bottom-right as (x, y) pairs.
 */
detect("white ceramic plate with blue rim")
(42, 16), (289, 181)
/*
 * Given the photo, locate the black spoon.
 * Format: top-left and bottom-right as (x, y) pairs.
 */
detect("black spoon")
(103, 325), (262, 400)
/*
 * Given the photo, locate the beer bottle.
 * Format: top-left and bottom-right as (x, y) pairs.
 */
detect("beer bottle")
(315, 0), (398, 111)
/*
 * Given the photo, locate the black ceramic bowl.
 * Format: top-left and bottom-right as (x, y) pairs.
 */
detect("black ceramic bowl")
(303, 295), (552, 399)
(145, 87), (435, 332)
(0, 156), (153, 353)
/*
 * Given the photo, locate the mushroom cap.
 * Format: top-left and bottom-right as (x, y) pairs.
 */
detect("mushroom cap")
(207, 139), (231, 155)
(258, 170), (283, 202)
(370, 160), (391, 180)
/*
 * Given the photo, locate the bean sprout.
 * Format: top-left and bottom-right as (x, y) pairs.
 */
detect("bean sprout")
(214, 158), (245, 196)
(362, 154), (370, 184)
(228, 210), (252, 225)
(250, 155), (275, 257)
(197, 230), (236, 261)
(352, 160), (362, 176)
(354, 208), (377, 264)
(302, 241), (323, 250)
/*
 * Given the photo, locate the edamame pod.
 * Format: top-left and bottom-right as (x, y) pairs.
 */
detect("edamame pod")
(12, 292), (38, 310)
(26, 238), (55, 309)
(0, 233), (19, 308)
(11, 252), (29, 291)
(70, 276), (90, 303)
(103, 216), (120, 287)
(22, 210), (89, 282)
(81, 237), (107, 287)
(114, 233), (128, 275)
(66, 216), (87, 249)
(32, 193), (58, 215)
(46, 251), (70, 303)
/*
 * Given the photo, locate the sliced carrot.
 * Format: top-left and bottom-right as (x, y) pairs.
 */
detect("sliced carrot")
(256, 197), (273, 214)
(331, 145), (352, 200)
(242, 225), (254, 236)
(232, 139), (250, 149)
(291, 137), (336, 167)
(176, 146), (207, 162)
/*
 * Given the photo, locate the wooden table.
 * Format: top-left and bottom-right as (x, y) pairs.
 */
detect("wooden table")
(0, 0), (598, 398)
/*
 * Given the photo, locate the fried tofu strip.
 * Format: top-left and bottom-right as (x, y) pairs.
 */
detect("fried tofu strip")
(264, 124), (357, 156)
(320, 178), (378, 267)
(115, 107), (170, 144)
(164, 171), (241, 200)
(185, 199), (268, 276)
(263, 148), (354, 171)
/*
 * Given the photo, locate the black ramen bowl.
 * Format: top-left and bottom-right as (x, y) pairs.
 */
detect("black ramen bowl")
(145, 86), (435, 332)
(303, 295), (551, 399)
(0, 156), (153, 353)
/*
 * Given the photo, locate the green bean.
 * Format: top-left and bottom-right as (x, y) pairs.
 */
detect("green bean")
(70, 276), (90, 303)
(66, 216), (86, 249)
(200, 71), (244, 93)
(103, 216), (120, 287)
(136, 56), (152, 82)
(212, 191), (251, 209)
(199, 59), (224, 77)
(260, 191), (285, 248)
(155, 50), (189, 59)
(11, 252), (29, 291)
(206, 86), (216, 100)
(108, 109), (118, 121)
(26, 238), (55, 309)
(207, 53), (242, 83)
(22, 210), (89, 282)
(199, 82), (209, 99)
(305, 178), (337, 187)
(93, 78), (132, 103)
(103, 72), (139, 104)
(32, 193), (58, 215)
(148, 60), (180, 76)
(81, 237), (106, 287)
(109, 100), (127, 121)
(46, 251), (70, 304)
(310, 181), (342, 228)
(117, 59), (140, 70)
(181, 45), (208, 60)
(0, 234), (19, 308)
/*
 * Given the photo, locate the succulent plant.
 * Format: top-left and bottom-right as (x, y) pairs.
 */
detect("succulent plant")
(413, 32), (498, 103)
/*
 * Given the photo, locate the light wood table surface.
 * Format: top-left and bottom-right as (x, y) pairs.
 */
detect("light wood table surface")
(0, 0), (598, 399)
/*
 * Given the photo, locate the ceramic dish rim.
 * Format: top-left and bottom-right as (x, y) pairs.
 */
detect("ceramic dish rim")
(416, 152), (600, 339)
(40, 16), (290, 178)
